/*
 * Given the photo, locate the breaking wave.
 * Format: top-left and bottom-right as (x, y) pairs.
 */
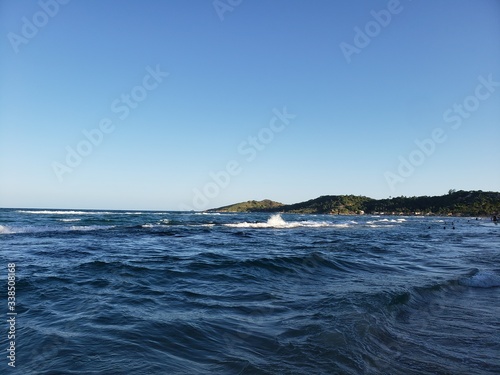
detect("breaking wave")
(459, 271), (500, 288)
(0, 225), (13, 234)
(17, 210), (114, 215)
(0, 224), (115, 234)
(224, 214), (354, 229)
(16, 210), (169, 215)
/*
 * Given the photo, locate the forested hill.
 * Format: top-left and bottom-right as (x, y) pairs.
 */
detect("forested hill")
(207, 190), (500, 216)
(208, 199), (284, 213)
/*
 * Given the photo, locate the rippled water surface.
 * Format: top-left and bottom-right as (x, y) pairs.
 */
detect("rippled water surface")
(1, 209), (499, 374)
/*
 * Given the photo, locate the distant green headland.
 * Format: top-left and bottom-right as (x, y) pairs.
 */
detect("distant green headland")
(207, 190), (500, 216)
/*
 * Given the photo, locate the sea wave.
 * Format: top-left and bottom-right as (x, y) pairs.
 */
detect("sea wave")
(388, 270), (500, 307)
(141, 219), (171, 228)
(69, 225), (116, 231)
(459, 271), (500, 288)
(224, 214), (353, 229)
(366, 218), (406, 224)
(0, 224), (42, 234)
(17, 210), (114, 215)
(0, 224), (115, 234)
(0, 225), (13, 234)
(186, 251), (355, 275)
(15, 210), (171, 215)
(224, 215), (408, 229)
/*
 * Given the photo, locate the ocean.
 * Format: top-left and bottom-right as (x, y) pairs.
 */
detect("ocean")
(1, 209), (499, 374)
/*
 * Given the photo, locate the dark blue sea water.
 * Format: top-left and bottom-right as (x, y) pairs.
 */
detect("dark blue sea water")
(1, 209), (500, 374)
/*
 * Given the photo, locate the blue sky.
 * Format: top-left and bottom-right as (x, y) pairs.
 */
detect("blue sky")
(1, 0), (499, 210)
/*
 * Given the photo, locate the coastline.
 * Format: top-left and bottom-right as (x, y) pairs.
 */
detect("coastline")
(207, 190), (500, 217)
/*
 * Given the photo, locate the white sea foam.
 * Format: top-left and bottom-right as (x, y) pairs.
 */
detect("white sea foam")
(58, 218), (82, 222)
(224, 214), (353, 229)
(142, 219), (170, 228)
(17, 210), (174, 216)
(17, 210), (113, 215)
(366, 218), (406, 225)
(0, 225), (46, 234)
(388, 218), (406, 223)
(70, 225), (115, 231)
(1, 224), (114, 234)
(0, 225), (13, 234)
(459, 272), (500, 288)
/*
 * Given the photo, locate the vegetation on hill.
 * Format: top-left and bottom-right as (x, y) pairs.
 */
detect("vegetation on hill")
(363, 190), (500, 216)
(273, 195), (373, 214)
(207, 199), (283, 213)
(207, 190), (500, 216)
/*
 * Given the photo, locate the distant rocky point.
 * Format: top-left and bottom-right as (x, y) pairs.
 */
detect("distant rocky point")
(206, 190), (500, 216)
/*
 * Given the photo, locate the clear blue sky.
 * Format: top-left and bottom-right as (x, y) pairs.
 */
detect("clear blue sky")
(1, 0), (499, 210)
